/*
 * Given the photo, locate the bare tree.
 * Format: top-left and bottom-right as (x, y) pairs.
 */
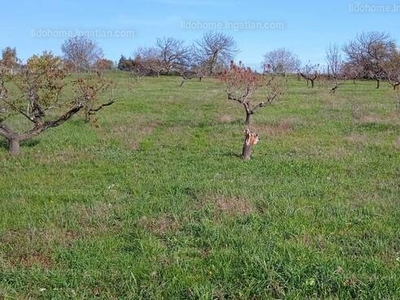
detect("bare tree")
(179, 68), (203, 87)
(194, 32), (239, 76)
(341, 61), (362, 83)
(128, 37), (191, 78)
(326, 44), (342, 77)
(178, 47), (207, 86)
(61, 35), (104, 72)
(0, 52), (114, 156)
(133, 47), (165, 77)
(381, 48), (400, 90)
(1, 47), (19, 74)
(299, 62), (320, 88)
(343, 31), (396, 89)
(94, 58), (114, 74)
(221, 61), (284, 126)
(325, 44), (343, 92)
(220, 61), (285, 160)
(156, 37), (190, 74)
(262, 48), (300, 76)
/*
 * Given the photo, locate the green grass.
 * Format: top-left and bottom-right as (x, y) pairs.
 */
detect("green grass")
(1, 73), (400, 299)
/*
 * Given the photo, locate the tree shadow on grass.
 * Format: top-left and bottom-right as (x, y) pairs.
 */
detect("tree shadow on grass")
(0, 139), (8, 152)
(222, 151), (242, 159)
(0, 138), (40, 154)
(162, 117), (244, 129)
(22, 139), (40, 148)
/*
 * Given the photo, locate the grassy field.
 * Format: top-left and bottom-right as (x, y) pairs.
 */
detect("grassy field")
(1, 72), (400, 299)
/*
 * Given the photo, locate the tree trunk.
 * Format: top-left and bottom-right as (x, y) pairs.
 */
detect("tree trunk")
(241, 129), (259, 161)
(9, 138), (21, 156)
(0, 101), (87, 156)
(311, 79), (315, 88)
(245, 112), (252, 126)
(331, 79), (339, 93)
(376, 79), (380, 89)
(0, 125), (23, 156)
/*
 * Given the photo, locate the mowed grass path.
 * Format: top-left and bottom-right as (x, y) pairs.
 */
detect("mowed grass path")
(1, 73), (400, 299)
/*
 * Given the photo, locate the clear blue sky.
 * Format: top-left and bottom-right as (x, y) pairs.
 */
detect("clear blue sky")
(2, 0), (400, 70)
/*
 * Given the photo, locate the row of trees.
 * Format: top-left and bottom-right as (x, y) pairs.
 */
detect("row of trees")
(0, 30), (399, 158)
(1, 36), (115, 75)
(116, 31), (400, 91)
(264, 32), (400, 90)
(3, 31), (398, 89)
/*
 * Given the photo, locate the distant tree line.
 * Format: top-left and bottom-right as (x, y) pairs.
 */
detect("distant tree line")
(117, 32), (238, 79)
(1, 30), (399, 86)
(116, 30), (400, 90)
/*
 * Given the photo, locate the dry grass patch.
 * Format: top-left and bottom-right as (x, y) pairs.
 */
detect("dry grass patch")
(197, 193), (255, 221)
(32, 148), (96, 165)
(215, 196), (253, 216)
(0, 227), (77, 269)
(344, 133), (369, 145)
(0, 201), (124, 269)
(356, 114), (384, 123)
(137, 214), (181, 236)
(344, 132), (386, 148)
(107, 121), (160, 150)
(295, 232), (328, 252)
(69, 201), (122, 236)
(393, 136), (400, 150)
(1, 201), (122, 269)
(298, 144), (352, 160)
(218, 114), (235, 123)
(254, 118), (297, 137)
(354, 111), (399, 126)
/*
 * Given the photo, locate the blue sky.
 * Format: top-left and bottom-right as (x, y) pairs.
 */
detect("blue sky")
(2, 0), (400, 70)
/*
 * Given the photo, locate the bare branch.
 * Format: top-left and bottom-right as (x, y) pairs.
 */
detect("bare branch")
(0, 95), (34, 123)
(227, 92), (244, 104)
(221, 61), (284, 125)
(194, 32), (239, 76)
(88, 99), (115, 115)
